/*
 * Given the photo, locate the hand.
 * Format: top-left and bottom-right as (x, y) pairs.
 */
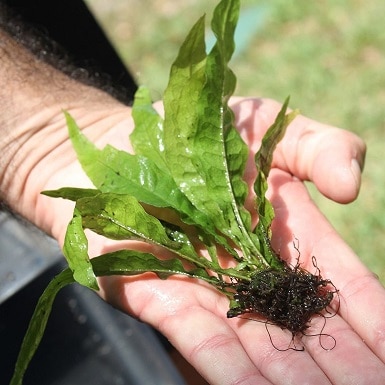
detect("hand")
(1, 20), (378, 384)
(35, 98), (385, 384)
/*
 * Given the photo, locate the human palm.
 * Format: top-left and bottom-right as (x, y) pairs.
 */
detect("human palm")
(38, 98), (385, 384)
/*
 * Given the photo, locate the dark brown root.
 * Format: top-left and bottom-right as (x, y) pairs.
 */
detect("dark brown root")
(227, 252), (339, 350)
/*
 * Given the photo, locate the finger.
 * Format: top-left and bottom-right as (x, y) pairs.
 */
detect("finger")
(230, 97), (366, 203)
(281, 115), (365, 204)
(313, 233), (385, 365)
(270, 170), (385, 365)
(162, 307), (271, 385)
(100, 275), (271, 385)
(304, 314), (385, 385)
(228, 318), (333, 385)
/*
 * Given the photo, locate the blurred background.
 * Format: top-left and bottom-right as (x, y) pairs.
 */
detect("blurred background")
(85, 0), (385, 283)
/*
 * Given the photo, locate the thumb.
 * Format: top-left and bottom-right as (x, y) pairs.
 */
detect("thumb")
(278, 115), (366, 203)
(231, 97), (366, 204)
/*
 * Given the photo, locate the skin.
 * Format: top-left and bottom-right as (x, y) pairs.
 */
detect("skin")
(2, 25), (385, 385)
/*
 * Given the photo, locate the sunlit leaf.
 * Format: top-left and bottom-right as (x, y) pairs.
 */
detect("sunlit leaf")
(131, 86), (168, 172)
(63, 207), (99, 290)
(254, 98), (298, 269)
(42, 187), (100, 201)
(76, 192), (210, 268)
(10, 269), (75, 385)
(163, 1), (252, 248)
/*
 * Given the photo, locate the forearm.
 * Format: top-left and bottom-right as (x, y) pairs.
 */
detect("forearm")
(0, 26), (130, 230)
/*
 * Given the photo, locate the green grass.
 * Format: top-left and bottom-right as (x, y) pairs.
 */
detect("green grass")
(86, 0), (385, 283)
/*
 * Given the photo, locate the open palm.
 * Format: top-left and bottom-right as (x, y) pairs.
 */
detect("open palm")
(39, 98), (385, 385)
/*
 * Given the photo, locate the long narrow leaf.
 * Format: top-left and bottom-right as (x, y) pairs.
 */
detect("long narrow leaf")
(198, 0), (252, 242)
(9, 251), (221, 385)
(130, 86), (168, 172)
(10, 269), (75, 385)
(162, 15), (208, 209)
(163, 0), (252, 248)
(65, 113), (217, 232)
(254, 98), (298, 269)
(63, 207), (99, 290)
(91, 250), (217, 282)
(76, 192), (211, 268)
(65, 112), (186, 207)
(42, 187), (100, 201)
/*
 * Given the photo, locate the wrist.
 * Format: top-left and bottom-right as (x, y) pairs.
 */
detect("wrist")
(0, 27), (135, 237)
(1, 101), (132, 236)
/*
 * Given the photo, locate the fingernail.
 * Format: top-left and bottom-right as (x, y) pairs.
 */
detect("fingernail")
(350, 158), (362, 193)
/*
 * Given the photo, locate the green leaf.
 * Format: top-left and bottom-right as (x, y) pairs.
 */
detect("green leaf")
(90, 250), (217, 283)
(76, 193), (202, 259)
(10, 269), (75, 385)
(76, 192), (211, 269)
(8, 251), (216, 385)
(42, 187), (100, 201)
(163, 0), (252, 248)
(63, 207), (99, 290)
(195, 0), (251, 240)
(162, 14), (207, 203)
(65, 112), (179, 205)
(131, 86), (168, 172)
(65, 111), (239, 262)
(77, 193), (172, 242)
(91, 250), (252, 293)
(65, 112), (214, 230)
(253, 98), (298, 269)
(254, 98), (298, 179)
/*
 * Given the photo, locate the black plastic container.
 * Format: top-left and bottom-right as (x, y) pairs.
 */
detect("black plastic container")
(0, 214), (186, 385)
